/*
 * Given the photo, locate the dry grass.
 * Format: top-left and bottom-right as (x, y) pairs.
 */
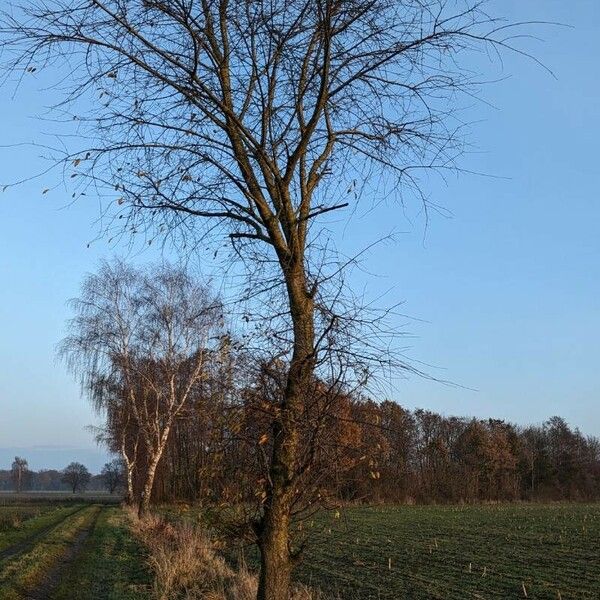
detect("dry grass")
(127, 508), (322, 600)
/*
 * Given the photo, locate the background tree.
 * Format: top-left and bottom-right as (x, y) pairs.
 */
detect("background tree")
(61, 260), (225, 516)
(10, 456), (28, 493)
(3, 409), (598, 499)
(101, 458), (124, 494)
(0, 1), (543, 597)
(62, 462), (91, 494)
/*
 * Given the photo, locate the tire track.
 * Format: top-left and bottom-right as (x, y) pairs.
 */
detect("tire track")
(24, 506), (103, 600)
(0, 505), (87, 564)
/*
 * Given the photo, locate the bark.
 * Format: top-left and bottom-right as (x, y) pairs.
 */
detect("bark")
(138, 428), (171, 518)
(125, 463), (135, 505)
(257, 263), (314, 600)
(138, 455), (159, 518)
(121, 446), (136, 506)
(257, 500), (293, 600)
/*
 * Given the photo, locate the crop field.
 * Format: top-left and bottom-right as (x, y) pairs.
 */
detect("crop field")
(293, 503), (600, 599)
(0, 500), (599, 599)
(0, 491), (122, 504)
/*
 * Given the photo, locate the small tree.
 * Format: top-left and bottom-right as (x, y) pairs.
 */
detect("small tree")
(62, 462), (91, 494)
(10, 456), (28, 493)
(101, 459), (124, 494)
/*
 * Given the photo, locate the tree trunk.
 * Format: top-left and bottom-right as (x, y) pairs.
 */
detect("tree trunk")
(121, 439), (137, 506)
(124, 460), (135, 505)
(257, 263), (314, 600)
(257, 498), (292, 600)
(138, 453), (161, 518)
(138, 428), (171, 519)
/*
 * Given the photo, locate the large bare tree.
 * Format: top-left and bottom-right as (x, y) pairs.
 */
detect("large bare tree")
(1, 1), (539, 597)
(62, 462), (92, 494)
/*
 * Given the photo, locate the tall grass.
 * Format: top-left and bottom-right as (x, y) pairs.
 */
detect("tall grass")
(128, 509), (322, 600)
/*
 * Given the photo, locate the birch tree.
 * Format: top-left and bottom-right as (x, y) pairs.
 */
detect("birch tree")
(61, 260), (224, 516)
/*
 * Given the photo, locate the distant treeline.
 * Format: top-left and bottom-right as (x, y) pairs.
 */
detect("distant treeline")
(0, 461), (121, 494)
(5, 408), (596, 502)
(149, 399), (600, 505)
(0, 469), (101, 492)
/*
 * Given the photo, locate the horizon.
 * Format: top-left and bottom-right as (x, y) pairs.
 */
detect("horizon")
(0, 445), (112, 474)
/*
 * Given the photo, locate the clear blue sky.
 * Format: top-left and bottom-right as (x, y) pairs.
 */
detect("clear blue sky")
(0, 0), (598, 471)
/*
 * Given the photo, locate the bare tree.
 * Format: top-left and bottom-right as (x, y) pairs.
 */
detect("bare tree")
(61, 260), (224, 516)
(101, 458), (124, 494)
(0, 1), (540, 596)
(10, 456), (28, 493)
(62, 462), (91, 494)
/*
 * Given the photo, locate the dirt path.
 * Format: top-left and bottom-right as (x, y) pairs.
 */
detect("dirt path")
(23, 506), (103, 600)
(0, 506), (87, 563)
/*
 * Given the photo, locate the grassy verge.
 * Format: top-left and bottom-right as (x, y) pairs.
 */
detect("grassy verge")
(52, 507), (151, 600)
(130, 509), (320, 600)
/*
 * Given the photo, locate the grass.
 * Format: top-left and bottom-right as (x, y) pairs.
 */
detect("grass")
(0, 502), (151, 600)
(128, 509), (319, 600)
(0, 503), (84, 552)
(290, 503), (600, 599)
(1, 501), (598, 599)
(52, 507), (151, 600)
(0, 505), (101, 599)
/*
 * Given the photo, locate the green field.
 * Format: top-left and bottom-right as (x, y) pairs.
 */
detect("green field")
(294, 504), (600, 599)
(0, 499), (599, 599)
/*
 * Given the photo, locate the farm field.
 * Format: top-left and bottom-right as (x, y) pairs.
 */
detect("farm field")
(0, 491), (122, 504)
(0, 500), (599, 599)
(294, 503), (600, 599)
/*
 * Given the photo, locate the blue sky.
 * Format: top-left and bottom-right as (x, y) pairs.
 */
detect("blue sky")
(0, 0), (599, 471)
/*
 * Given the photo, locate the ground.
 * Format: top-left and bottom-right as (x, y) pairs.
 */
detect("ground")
(0, 496), (599, 599)
(0, 496), (150, 599)
(294, 503), (600, 599)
